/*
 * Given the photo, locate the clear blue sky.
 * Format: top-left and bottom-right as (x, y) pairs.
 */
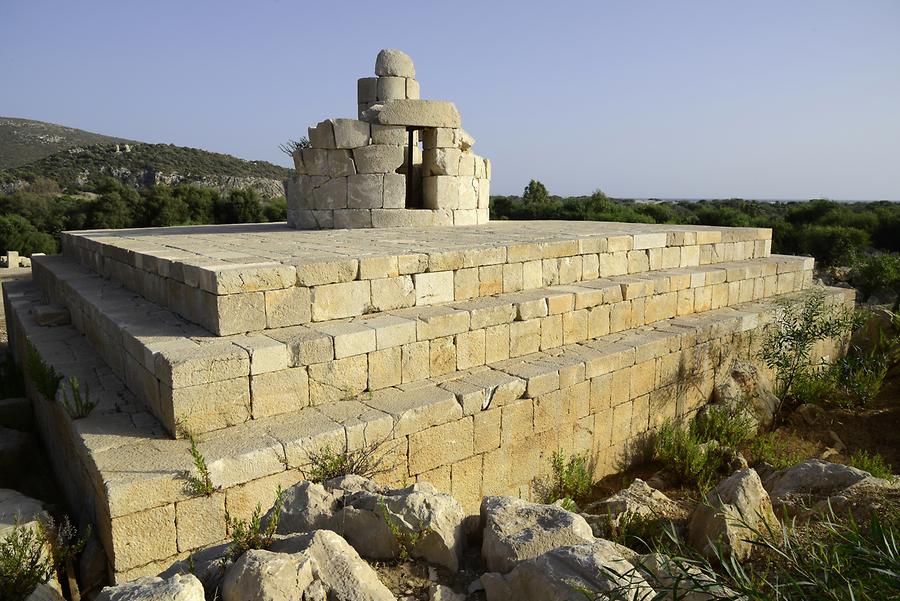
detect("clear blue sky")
(2, 1), (898, 199)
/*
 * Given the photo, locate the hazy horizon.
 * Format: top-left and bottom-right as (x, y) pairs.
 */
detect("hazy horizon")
(2, 1), (898, 200)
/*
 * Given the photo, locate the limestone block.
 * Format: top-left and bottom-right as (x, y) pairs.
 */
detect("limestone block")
(540, 315), (563, 350)
(359, 315), (417, 349)
(200, 263), (296, 295)
(406, 78), (420, 99)
(311, 322), (376, 359)
(401, 341), (431, 383)
(485, 324), (511, 363)
(377, 76), (407, 101)
(295, 209), (334, 230)
(313, 177), (348, 210)
(308, 355), (368, 405)
(409, 418), (474, 474)
(359, 256), (400, 280)
(164, 377), (252, 434)
(333, 209), (373, 229)
(295, 258), (358, 286)
(375, 48), (416, 77)
(458, 153), (476, 176)
(383, 173), (406, 209)
(454, 267), (479, 299)
(209, 292), (267, 335)
(251, 367), (310, 418)
(233, 335), (290, 375)
(456, 329), (486, 370)
(308, 120), (336, 148)
(369, 347), (402, 390)
(627, 250), (650, 273)
(425, 148), (461, 176)
(371, 275), (415, 310)
(155, 342), (250, 389)
(267, 326), (334, 367)
(357, 77), (378, 104)
(522, 261), (543, 290)
(458, 177), (478, 210)
(509, 319), (541, 357)
(414, 271), (454, 305)
(347, 173), (384, 209)
(332, 119), (371, 149)
(422, 128), (454, 149)
(110, 504), (177, 571)
(353, 144), (405, 174)
(371, 209), (435, 227)
(311, 280), (371, 321)
(430, 336), (457, 376)
(478, 179), (491, 209)
(485, 158), (492, 179)
(264, 286), (312, 328)
(372, 100), (461, 128)
(423, 176), (460, 209)
(371, 124), (407, 145)
(479, 264), (503, 295)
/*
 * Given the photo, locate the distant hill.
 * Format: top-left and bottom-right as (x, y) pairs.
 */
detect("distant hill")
(0, 117), (292, 198)
(0, 116), (134, 169)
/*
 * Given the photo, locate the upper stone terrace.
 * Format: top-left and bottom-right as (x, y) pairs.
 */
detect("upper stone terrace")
(58, 221), (773, 336)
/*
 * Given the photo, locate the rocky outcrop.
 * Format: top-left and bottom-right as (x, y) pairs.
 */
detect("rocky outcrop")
(688, 468), (778, 561)
(481, 541), (653, 601)
(222, 530), (395, 601)
(480, 496), (598, 573)
(96, 573), (204, 601)
(582, 478), (679, 536)
(763, 459), (874, 511)
(270, 477), (465, 571)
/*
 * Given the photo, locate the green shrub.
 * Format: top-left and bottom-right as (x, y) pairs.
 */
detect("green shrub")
(693, 405), (756, 448)
(24, 343), (61, 401)
(850, 450), (893, 479)
(851, 252), (900, 308)
(543, 451), (593, 506)
(761, 288), (860, 401)
(653, 420), (728, 491)
(303, 439), (392, 484)
(60, 376), (96, 419)
(377, 498), (423, 561)
(0, 214), (58, 255)
(743, 430), (815, 470)
(0, 521), (55, 601)
(226, 486), (284, 560)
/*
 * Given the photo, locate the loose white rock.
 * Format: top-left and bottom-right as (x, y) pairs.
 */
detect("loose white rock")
(96, 574), (204, 601)
(375, 49), (415, 78)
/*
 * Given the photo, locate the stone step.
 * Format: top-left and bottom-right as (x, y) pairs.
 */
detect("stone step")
(3, 275), (853, 580)
(59, 221), (772, 335)
(32, 252), (813, 437)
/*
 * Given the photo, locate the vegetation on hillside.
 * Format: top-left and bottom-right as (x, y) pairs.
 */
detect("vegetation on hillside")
(0, 142), (291, 188)
(0, 116), (132, 169)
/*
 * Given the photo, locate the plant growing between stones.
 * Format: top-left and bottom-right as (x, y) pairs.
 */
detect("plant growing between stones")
(541, 450), (593, 508)
(0, 520), (55, 601)
(177, 421), (217, 496)
(226, 486), (284, 560)
(377, 498), (422, 561)
(24, 342), (62, 401)
(760, 287), (860, 403)
(303, 437), (394, 483)
(60, 376), (96, 419)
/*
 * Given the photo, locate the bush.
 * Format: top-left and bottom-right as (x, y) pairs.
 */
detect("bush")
(850, 450), (893, 479)
(851, 252), (900, 307)
(542, 451), (593, 507)
(0, 214), (57, 255)
(303, 439), (393, 484)
(177, 422), (217, 497)
(0, 521), (55, 601)
(226, 487), (284, 560)
(760, 288), (860, 401)
(693, 405), (756, 448)
(653, 421), (726, 491)
(742, 430), (817, 470)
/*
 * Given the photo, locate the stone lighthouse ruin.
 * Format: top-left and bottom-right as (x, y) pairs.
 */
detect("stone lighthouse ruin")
(286, 49), (491, 229)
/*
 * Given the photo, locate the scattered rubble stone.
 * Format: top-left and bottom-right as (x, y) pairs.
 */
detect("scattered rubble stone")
(96, 573), (204, 601)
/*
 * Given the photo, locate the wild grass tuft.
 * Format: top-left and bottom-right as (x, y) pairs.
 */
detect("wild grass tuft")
(850, 449), (893, 479)
(177, 421), (217, 496)
(542, 450), (593, 508)
(24, 342), (61, 401)
(303, 438), (393, 484)
(226, 486), (284, 560)
(60, 376), (96, 419)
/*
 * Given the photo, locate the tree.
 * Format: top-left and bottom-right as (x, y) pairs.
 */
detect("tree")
(214, 188), (263, 224)
(522, 179), (550, 205)
(0, 214), (58, 255)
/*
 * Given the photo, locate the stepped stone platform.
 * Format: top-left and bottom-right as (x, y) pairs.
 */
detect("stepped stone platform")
(0, 52), (855, 585)
(3, 219), (852, 582)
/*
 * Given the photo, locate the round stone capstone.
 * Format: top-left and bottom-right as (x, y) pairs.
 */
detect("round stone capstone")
(375, 48), (415, 78)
